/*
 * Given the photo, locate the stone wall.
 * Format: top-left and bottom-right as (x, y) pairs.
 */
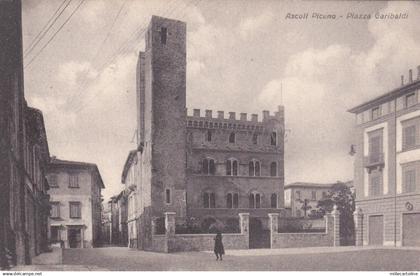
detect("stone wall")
(268, 208), (340, 248)
(151, 212), (249, 253)
(151, 235), (167, 253)
(168, 233), (247, 252)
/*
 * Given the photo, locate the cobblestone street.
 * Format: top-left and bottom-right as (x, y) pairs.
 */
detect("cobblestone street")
(61, 247), (420, 271)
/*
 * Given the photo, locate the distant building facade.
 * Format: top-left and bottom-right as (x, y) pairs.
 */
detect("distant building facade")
(349, 67), (420, 247)
(285, 182), (353, 217)
(0, 0), (50, 267)
(100, 203), (111, 245)
(47, 159), (104, 248)
(126, 16), (285, 251)
(285, 183), (335, 217)
(121, 150), (139, 248)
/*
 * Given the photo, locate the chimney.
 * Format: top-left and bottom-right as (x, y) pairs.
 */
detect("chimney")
(401, 75), (404, 86)
(205, 109), (212, 118)
(229, 112), (236, 120)
(193, 109), (200, 117)
(263, 110), (270, 121)
(251, 114), (258, 122)
(217, 111), (224, 119)
(240, 113), (247, 121)
(417, 65), (420, 80)
(409, 69), (413, 83)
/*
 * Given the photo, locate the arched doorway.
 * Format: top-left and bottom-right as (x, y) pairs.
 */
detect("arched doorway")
(249, 218), (270, 248)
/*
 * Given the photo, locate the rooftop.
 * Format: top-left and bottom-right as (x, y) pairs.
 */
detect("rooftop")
(348, 67), (420, 114)
(50, 158), (105, 188)
(285, 181), (353, 189)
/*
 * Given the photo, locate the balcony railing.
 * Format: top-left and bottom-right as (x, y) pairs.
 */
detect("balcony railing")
(363, 153), (384, 169)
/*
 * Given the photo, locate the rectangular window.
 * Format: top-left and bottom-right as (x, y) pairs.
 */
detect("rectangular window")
(49, 174), (58, 188)
(206, 130), (212, 142)
(322, 191), (327, 199)
(370, 175), (382, 196)
(68, 174), (79, 188)
(160, 27), (167, 44)
(403, 168), (416, 193)
(165, 188), (171, 204)
(50, 202), (60, 218)
(403, 125), (416, 149)
(406, 93), (416, 108)
(311, 191), (316, 200)
(371, 107), (381, 120)
(69, 202), (81, 218)
(50, 226), (60, 242)
(368, 134), (382, 163)
(295, 191), (301, 200)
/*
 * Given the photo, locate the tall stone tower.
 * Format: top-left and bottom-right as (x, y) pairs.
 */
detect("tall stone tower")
(137, 16), (187, 223)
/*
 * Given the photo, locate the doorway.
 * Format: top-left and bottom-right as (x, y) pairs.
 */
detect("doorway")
(249, 218), (270, 249)
(368, 215), (383, 245)
(68, 228), (82, 248)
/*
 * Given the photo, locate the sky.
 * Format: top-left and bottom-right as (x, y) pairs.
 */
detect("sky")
(21, 0), (420, 200)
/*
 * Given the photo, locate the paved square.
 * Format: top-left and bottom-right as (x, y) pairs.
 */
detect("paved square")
(61, 247), (420, 271)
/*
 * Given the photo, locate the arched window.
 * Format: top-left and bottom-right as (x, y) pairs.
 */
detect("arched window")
(249, 192), (262, 209)
(210, 193), (216, 208)
(206, 130), (212, 142)
(229, 132), (236, 143)
(226, 159), (238, 176)
(255, 194), (261, 208)
(202, 158), (216, 175)
(252, 133), (258, 145)
(209, 159), (215, 175)
(249, 160), (261, 176)
(202, 159), (209, 174)
(270, 162), (277, 177)
(248, 161), (254, 176)
(203, 192), (216, 208)
(227, 193), (239, 209)
(233, 193), (239, 208)
(271, 131), (277, 146)
(249, 193), (255, 208)
(226, 194), (233, 209)
(203, 193), (210, 208)
(271, 193), (277, 208)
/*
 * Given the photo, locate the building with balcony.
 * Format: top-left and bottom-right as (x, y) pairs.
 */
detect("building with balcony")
(349, 67), (420, 247)
(46, 158), (104, 248)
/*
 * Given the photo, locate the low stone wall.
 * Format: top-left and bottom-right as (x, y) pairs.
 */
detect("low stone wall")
(268, 208), (340, 248)
(272, 232), (333, 248)
(168, 233), (248, 252)
(151, 235), (167, 252)
(151, 212), (250, 252)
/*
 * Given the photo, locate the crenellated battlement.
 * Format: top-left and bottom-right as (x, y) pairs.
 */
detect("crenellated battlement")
(187, 106), (284, 124)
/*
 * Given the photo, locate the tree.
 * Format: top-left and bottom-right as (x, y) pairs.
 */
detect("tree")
(297, 198), (312, 217)
(316, 181), (355, 245)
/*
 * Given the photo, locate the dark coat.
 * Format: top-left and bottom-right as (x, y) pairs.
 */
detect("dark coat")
(214, 233), (225, 255)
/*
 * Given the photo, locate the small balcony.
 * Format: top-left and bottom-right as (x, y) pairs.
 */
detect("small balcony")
(363, 153), (384, 171)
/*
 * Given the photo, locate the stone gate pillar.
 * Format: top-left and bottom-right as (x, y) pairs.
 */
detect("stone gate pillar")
(353, 208), (363, 246)
(331, 205), (340, 247)
(164, 212), (176, 237)
(268, 213), (279, 249)
(239, 213), (249, 249)
(164, 212), (176, 253)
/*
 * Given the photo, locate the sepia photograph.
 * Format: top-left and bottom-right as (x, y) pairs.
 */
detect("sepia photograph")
(0, 0), (420, 272)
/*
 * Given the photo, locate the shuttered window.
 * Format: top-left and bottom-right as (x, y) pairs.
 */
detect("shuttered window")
(403, 169), (416, 193)
(50, 202), (60, 218)
(69, 202), (81, 218)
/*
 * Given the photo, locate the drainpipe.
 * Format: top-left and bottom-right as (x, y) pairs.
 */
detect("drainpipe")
(394, 97), (397, 247)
